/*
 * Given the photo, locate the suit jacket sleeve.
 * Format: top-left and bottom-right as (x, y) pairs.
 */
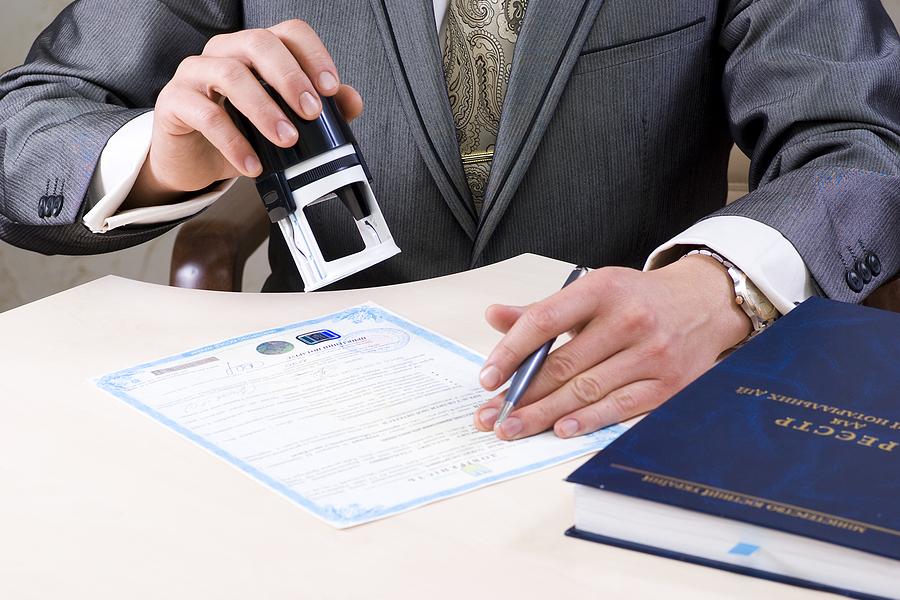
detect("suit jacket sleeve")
(0, 0), (240, 255)
(713, 0), (900, 303)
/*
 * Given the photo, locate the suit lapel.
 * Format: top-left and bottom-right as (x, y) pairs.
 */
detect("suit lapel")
(472, 0), (606, 265)
(368, 0), (477, 239)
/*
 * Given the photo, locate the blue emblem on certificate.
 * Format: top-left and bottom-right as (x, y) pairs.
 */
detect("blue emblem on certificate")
(296, 329), (341, 345)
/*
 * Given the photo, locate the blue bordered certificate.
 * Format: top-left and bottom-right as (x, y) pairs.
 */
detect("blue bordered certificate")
(95, 303), (627, 528)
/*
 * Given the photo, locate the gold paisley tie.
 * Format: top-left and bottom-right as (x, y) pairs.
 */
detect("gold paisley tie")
(442, 0), (528, 215)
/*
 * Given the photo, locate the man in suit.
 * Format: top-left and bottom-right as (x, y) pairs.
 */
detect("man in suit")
(1, 1), (898, 440)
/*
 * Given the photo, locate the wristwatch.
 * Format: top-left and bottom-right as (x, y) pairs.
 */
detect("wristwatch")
(684, 247), (780, 337)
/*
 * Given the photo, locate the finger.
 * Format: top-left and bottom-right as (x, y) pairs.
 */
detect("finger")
(485, 304), (527, 334)
(165, 87), (262, 177)
(494, 317), (631, 419)
(204, 29), (321, 122)
(270, 19), (341, 97)
(334, 85), (365, 121)
(176, 56), (299, 147)
(494, 346), (649, 440)
(553, 379), (666, 438)
(475, 304), (621, 433)
(473, 390), (507, 432)
(567, 323), (587, 337)
(480, 278), (600, 391)
(472, 303), (530, 431)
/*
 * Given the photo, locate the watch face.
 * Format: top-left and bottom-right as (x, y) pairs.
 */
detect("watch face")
(746, 283), (779, 322)
(733, 271), (779, 327)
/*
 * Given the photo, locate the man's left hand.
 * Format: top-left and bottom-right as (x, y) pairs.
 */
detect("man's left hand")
(474, 255), (753, 439)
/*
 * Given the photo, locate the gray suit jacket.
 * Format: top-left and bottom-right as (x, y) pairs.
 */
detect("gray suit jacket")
(1, 0), (898, 299)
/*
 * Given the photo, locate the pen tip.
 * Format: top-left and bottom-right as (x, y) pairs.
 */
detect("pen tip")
(494, 402), (514, 431)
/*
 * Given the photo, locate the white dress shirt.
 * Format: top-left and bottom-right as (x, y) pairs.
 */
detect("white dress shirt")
(82, 0), (815, 313)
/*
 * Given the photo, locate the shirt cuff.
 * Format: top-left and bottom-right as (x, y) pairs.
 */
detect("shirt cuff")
(82, 111), (236, 233)
(644, 215), (818, 315)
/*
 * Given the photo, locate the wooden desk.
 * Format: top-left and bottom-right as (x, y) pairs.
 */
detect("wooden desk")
(0, 254), (828, 599)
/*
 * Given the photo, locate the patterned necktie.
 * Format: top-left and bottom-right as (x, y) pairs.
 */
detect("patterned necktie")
(442, 0), (528, 215)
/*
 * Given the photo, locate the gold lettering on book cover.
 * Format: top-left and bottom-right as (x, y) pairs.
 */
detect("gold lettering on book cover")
(611, 464), (900, 538)
(773, 417), (897, 452)
(735, 385), (900, 438)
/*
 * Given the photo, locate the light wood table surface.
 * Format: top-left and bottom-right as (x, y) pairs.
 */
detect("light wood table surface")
(0, 254), (831, 599)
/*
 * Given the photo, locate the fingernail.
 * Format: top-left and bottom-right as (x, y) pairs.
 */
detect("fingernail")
(480, 365), (501, 389)
(558, 419), (580, 438)
(478, 408), (498, 428)
(318, 71), (339, 92)
(500, 417), (523, 439)
(299, 92), (321, 117)
(244, 155), (262, 175)
(276, 120), (298, 144)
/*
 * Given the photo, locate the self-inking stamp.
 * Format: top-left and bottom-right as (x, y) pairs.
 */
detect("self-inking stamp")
(225, 84), (399, 291)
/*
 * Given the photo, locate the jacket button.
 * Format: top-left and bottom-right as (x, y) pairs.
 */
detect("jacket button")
(866, 252), (882, 276)
(856, 259), (872, 284)
(845, 269), (864, 293)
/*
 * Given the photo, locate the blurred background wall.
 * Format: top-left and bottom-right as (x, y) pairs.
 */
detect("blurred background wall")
(1, 1), (898, 312)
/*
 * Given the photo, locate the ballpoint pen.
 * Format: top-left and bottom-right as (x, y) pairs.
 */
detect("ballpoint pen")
(495, 265), (591, 429)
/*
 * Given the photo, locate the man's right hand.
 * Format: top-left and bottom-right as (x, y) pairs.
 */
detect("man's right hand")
(127, 19), (364, 209)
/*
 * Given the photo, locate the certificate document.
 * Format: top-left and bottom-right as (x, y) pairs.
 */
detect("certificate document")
(95, 304), (627, 528)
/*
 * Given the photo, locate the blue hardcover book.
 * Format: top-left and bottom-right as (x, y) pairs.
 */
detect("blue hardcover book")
(566, 298), (900, 599)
